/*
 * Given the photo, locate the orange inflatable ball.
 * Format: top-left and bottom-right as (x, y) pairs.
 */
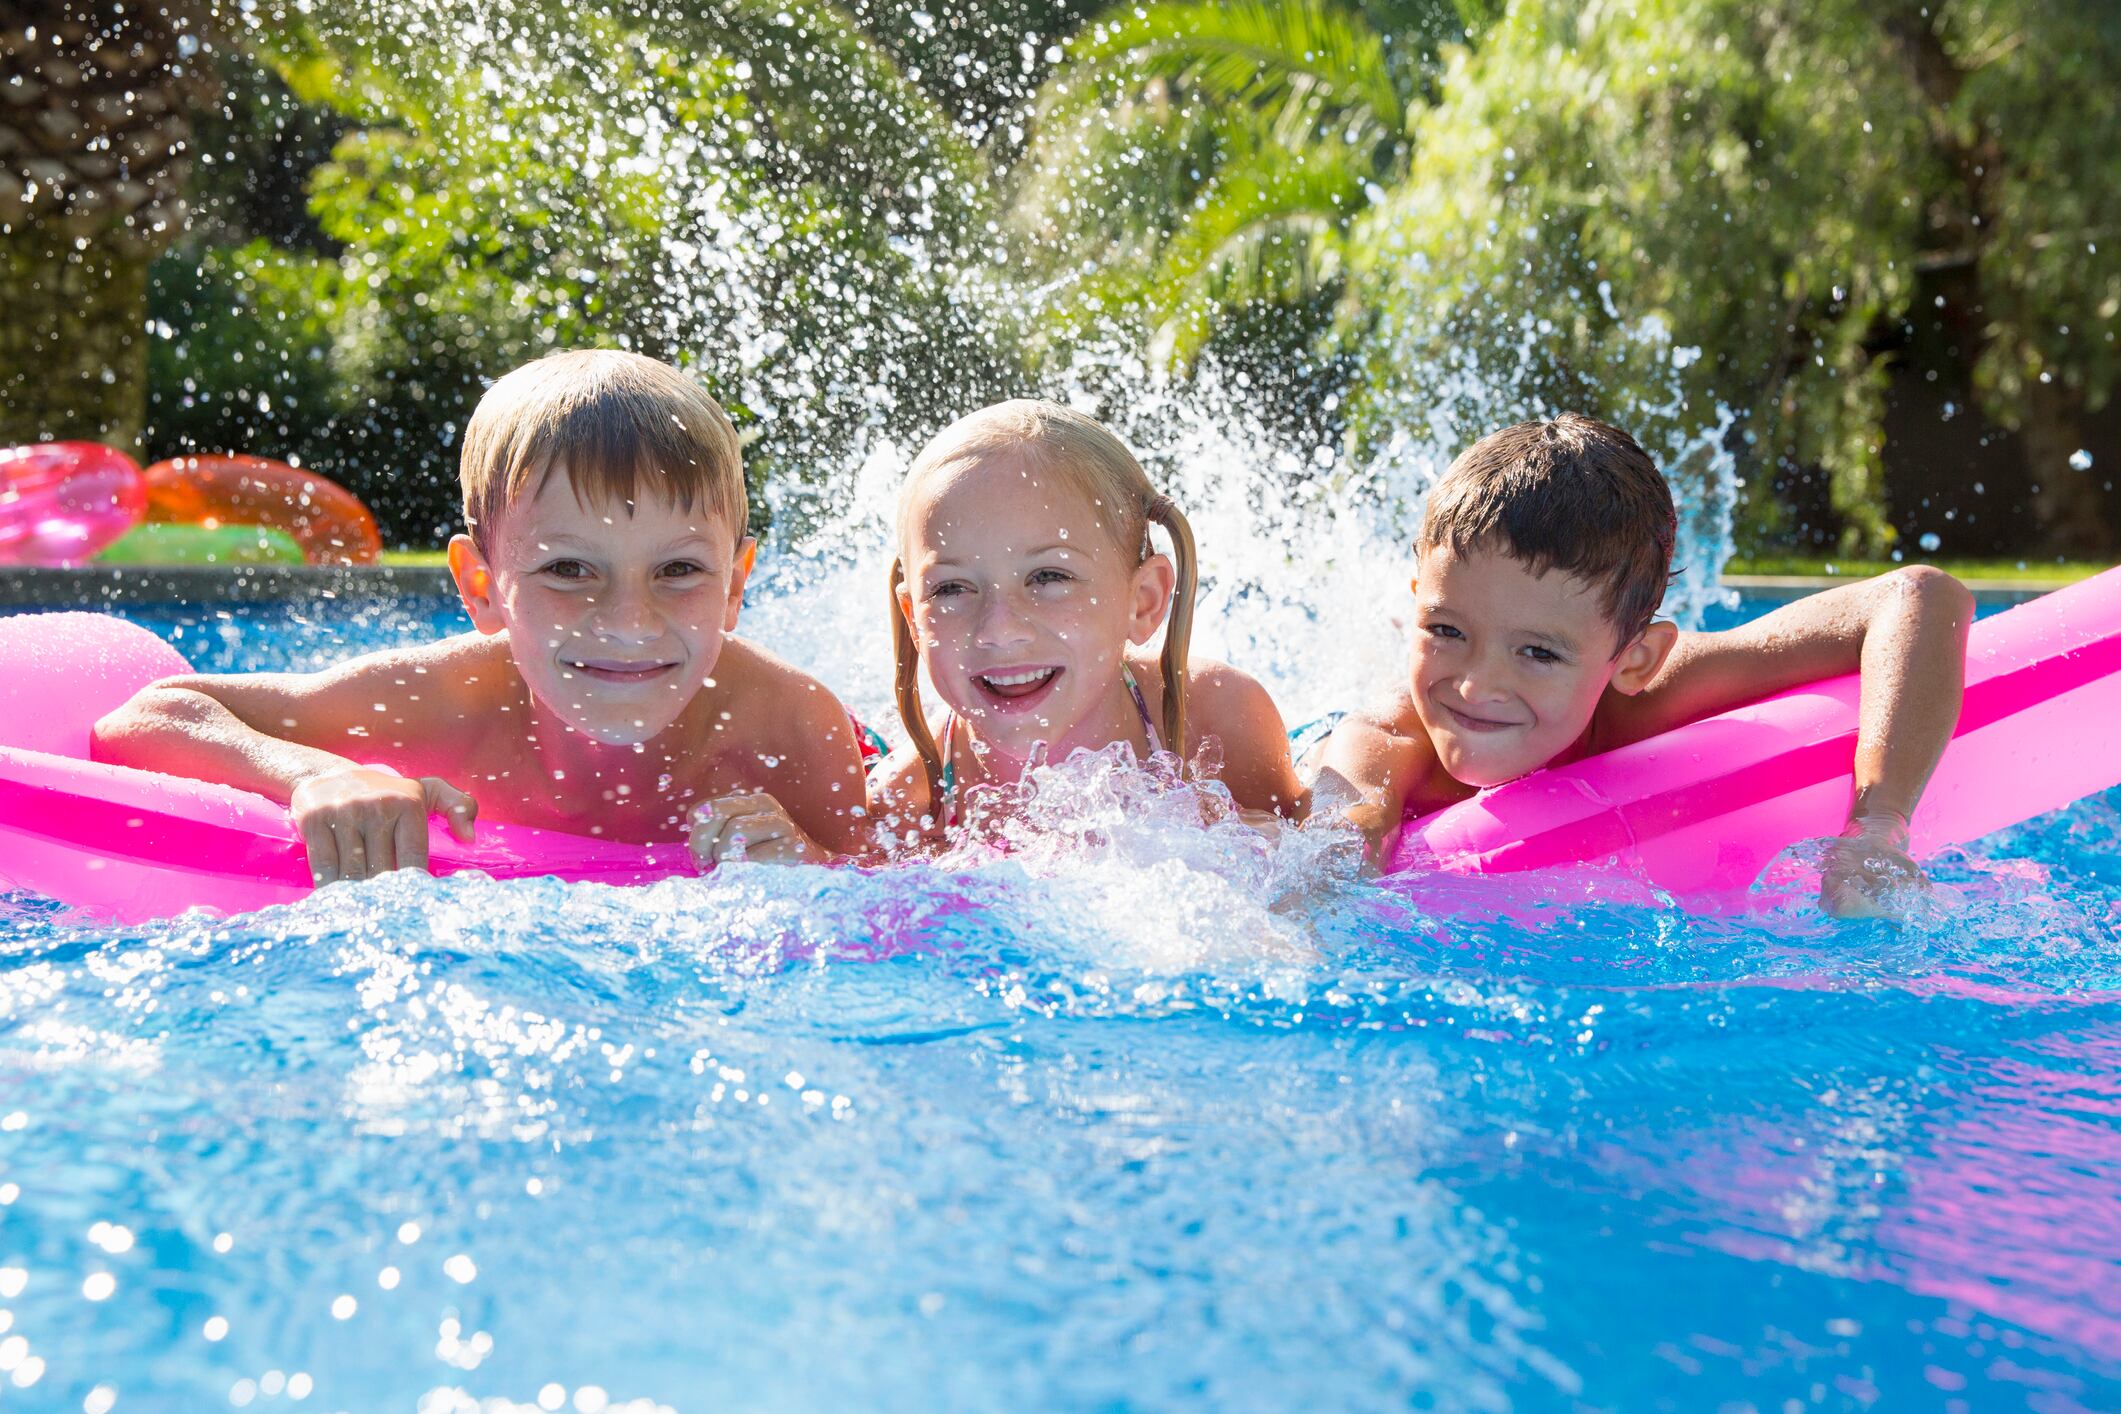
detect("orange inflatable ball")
(142, 455), (381, 566)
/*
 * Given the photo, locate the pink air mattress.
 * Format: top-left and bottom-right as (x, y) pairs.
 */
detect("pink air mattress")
(0, 613), (692, 922)
(1388, 567), (2121, 906)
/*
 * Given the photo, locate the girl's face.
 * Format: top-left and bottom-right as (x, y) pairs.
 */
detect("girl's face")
(899, 453), (1174, 765)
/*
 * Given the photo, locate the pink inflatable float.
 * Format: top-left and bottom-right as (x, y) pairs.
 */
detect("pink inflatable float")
(0, 613), (691, 923)
(0, 443), (145, 566)
(3, 570), (2119, 923)
(1391, 567), (2121, 906)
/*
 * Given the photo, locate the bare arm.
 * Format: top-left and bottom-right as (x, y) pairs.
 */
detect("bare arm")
(1305, 702), (1430, 864)
(1610, 567), (1973, 914)
(1611, 566), (1974, 821)
(92, 652), (479, 882)
(94, 672), (374, 803)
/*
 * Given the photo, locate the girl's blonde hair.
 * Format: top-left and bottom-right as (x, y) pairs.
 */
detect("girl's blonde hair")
(889, 399), (1198, 809)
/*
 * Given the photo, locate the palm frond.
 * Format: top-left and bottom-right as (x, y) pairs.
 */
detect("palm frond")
(1059, 0), (1408, 141)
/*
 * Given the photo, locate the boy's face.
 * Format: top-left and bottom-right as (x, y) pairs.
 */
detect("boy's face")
(449, 465), (752, 747)
(1408, 542), (1670, 787)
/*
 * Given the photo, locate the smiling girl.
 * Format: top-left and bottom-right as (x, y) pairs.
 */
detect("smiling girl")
(868, 399), (1303, 843)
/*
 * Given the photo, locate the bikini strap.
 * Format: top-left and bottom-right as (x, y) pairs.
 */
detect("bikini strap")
(935, 711), (959, 829)
(1122, 661), (1164, 756)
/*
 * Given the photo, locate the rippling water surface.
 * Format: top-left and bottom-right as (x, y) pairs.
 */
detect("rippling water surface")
(2, 595), (2118, 1412)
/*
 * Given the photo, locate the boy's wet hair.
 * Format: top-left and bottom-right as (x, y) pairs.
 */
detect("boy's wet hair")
(1419, 412), (1677, 647)
(460, 349), (745, 550)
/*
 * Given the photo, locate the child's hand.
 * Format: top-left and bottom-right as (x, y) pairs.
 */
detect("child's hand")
(289, 766), (478, 884)
(1820, 811), (1927, 918)
(1302, 766), (1395, 870)
(689, 792), (832, 867)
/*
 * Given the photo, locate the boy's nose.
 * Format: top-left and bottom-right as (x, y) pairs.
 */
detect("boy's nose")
(589, 584), (663, 644)
(1456, 657), (1513, 705)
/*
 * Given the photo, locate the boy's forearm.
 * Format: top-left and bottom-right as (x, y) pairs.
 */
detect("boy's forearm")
(92, 687), (357, 805)
(1848, 568), (1974, 824)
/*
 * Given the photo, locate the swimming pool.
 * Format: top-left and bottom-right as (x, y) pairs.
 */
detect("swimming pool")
(1, 594), (2116, 1411)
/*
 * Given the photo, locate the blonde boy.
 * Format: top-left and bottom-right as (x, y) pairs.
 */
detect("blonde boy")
(95, 349), (868, 880)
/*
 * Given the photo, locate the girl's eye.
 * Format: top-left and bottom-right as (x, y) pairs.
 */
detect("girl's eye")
(541, 559), (592, 581)
(1424, 622), (1464, 640)
(1030, 567), (1074, 587)
(926, 581), (969, 600)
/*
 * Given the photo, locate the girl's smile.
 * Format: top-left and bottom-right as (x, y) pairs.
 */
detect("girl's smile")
(900, 453), (1173, 769)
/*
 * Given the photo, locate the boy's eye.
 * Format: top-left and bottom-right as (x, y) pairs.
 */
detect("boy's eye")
(658, 560), (707, 579)
(540, 559), (592, 580)
(1423, 622), (1464, 640)
(1029, 567), (1074, 587)
(925, 581), (970, 600)
(1521, 645), (1564, 665)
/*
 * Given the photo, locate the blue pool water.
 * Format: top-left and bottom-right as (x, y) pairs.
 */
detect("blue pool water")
(2, 594), (2118, 1411)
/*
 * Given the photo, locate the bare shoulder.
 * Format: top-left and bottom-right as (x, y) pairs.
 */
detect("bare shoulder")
(1310, 683), (1428, 791)
(1160, 654), (1304, 814)
(1335, 683), (1425, 747)
(1179, 655), (1286, 737)
(713, 636), (853, 730)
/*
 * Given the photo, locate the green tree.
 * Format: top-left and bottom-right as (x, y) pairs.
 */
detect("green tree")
(145, 0), (1031, 541)
(1012, 0), (1483, 369)
(1349, 0), (2121, 554)
(1, 0), (216, 458)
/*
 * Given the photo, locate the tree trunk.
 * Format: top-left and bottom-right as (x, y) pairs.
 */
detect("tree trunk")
(0, 0), (212, 459)
(0, 229), (151, 458)
(2020, 378), (2112, 559)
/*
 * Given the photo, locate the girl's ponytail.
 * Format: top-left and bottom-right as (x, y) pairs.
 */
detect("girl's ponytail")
(889, 556), (946, 815)
(1146, 494), (1196, 762)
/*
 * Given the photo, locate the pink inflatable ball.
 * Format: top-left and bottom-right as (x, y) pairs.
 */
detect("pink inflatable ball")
(0, 442), (147, 567)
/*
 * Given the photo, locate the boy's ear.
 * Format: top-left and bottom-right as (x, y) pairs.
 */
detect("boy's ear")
(723, 535), (758, 632)
(1128, 551), (1178, 645)
(448, 534), (506, 635)
(1609, 620), (1679, 695)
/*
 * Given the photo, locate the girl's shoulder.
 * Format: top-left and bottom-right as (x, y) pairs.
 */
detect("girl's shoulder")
(1138, 652), (1304, 815)
(1168, 653), (1283, 740)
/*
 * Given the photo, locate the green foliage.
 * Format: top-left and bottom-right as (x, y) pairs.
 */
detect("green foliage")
(127, 0), (2119, 554)
(1345, 0), (2121, 554)
(1345, 0), (1932, 549)
(1026, 0), (2120, 555)
(1014, 1), (1477, 369)
(142, 0), (1030, 542)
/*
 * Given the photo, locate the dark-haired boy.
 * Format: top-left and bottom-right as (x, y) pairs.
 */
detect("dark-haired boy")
(1308, 413), (1973, 915)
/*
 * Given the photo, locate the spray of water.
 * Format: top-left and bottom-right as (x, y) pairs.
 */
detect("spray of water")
(222, 0), (1750, 935)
